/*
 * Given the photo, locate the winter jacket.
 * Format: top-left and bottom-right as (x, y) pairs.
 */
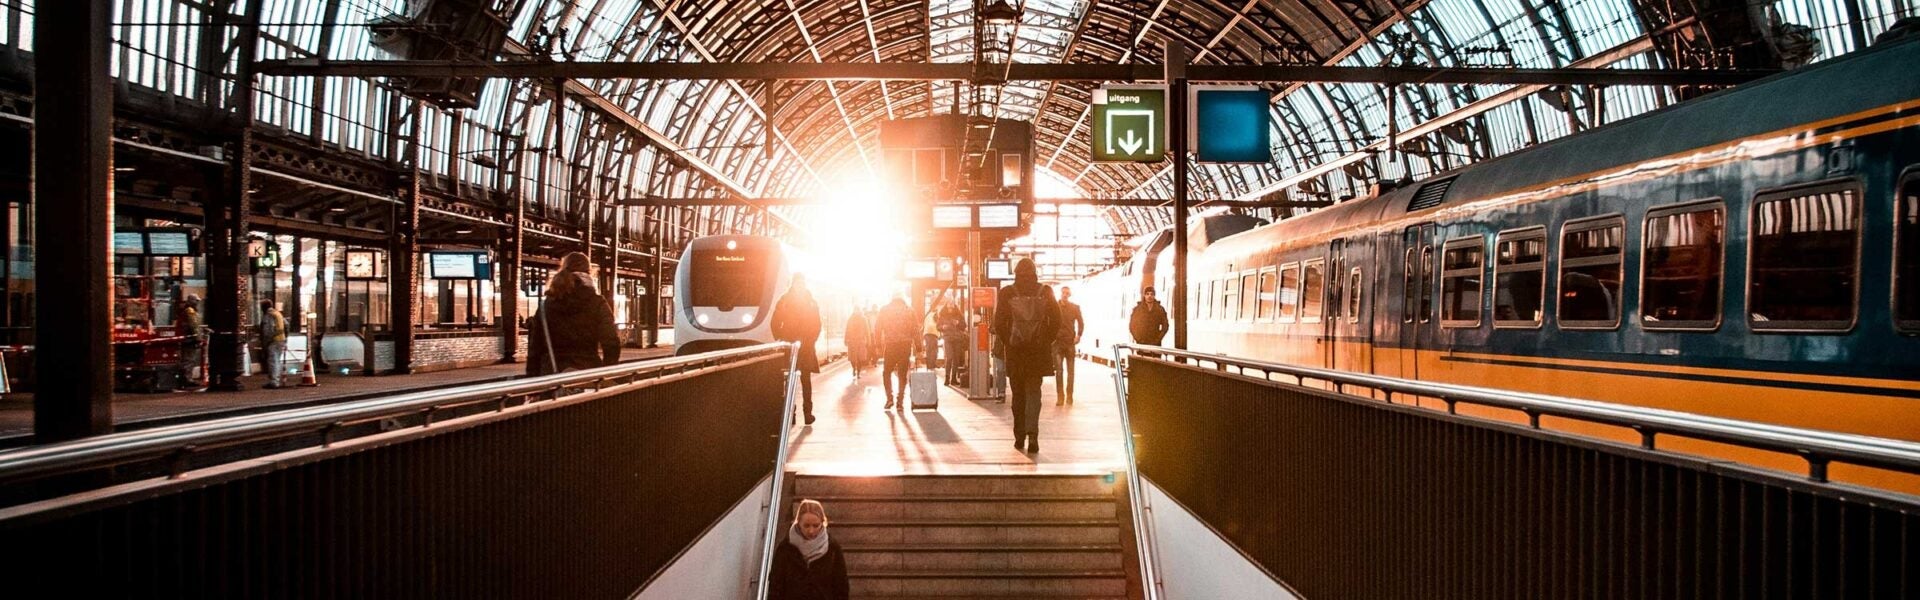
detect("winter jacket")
(527, 274), (620, 376)
(1129, 299), (1169, 345)
(877, 300), (917, 353)
(991, 280), (1060, 380)
(768, 537), (849, 600)
(772, 287), (823, 373)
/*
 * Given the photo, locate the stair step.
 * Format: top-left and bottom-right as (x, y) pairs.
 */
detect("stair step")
(853, 597), (1127, 600)
(845, 544), (1123, 553)
(833, 522), (1121, 546)
(808, 496), (1118, 521)
(845, 548), (1123, 572)
(794, 475), (1116, 498)
(850, 572), (1127, 596)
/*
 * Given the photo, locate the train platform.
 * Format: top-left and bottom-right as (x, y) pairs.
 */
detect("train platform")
(0, 345), (674, 446)
(785, 357), (1126, 476)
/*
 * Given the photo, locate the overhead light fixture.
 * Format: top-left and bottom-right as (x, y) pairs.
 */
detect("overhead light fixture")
(467, 154), (499, 169)
(114, 166), (137, 173)
(329, 204), (348, 212)
(454, 227), (474, 234)
(980, 0), (1022, 26)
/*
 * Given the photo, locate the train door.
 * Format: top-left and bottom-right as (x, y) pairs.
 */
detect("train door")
(1323, 239), (1345, 370)
(1398, 224), (1436, 380)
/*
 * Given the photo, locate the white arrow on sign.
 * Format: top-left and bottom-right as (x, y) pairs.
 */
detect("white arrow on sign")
(1117, 130), (1145, 155)
(1104, 108), (1157, 156)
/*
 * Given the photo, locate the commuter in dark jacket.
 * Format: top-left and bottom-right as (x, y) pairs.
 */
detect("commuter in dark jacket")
(773, 274), (823, 425)
(1129, 286), (1170, 345)
(877, 296), (917, 409)
(527, 252), (621, 376)
(769, 499), (849, 600)
(844, 310), (869, 377)
(992, 259), (1060, 453)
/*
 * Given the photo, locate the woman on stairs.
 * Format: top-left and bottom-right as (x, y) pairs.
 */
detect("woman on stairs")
(769, 499), (849, 600)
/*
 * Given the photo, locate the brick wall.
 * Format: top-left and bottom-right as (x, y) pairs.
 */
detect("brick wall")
(411, 333), (505, 373)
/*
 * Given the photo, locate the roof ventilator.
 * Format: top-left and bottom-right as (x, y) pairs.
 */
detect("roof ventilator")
(1406, 177), (1456, 212)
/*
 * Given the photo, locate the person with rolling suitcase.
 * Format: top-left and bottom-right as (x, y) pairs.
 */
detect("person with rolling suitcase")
(878, 295), (917, 410)
(992, 259), (1060, 454)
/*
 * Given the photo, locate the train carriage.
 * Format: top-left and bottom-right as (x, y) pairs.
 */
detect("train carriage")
(1075, 37), (1920, 471)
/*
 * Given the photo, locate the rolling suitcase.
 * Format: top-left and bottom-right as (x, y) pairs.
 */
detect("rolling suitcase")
(909, 368), (940, 410)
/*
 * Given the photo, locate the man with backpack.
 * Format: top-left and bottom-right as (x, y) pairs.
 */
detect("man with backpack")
(877, 295), (918, 410)
(991, 259), (1060, 454)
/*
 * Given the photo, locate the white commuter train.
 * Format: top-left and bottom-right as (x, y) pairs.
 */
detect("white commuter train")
(673, 234), (848, 358)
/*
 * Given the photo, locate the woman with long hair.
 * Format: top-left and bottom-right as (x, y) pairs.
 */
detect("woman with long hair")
(768, 499), (848, 600)
(526, 252), (621, 376)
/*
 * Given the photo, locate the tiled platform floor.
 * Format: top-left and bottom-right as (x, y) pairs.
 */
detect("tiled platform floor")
(784, 358), (1128, 476)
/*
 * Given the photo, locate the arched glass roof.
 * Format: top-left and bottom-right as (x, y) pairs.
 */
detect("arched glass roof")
(33, 0), (1914, 253)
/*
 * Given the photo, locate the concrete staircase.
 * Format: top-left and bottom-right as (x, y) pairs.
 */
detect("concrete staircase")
(791, 474), (1135, 599)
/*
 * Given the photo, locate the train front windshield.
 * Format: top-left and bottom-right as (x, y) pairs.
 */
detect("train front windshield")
(688, 246), (776, 311)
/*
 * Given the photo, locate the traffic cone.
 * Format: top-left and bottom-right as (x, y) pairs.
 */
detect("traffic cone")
(298, 355), (319, 387)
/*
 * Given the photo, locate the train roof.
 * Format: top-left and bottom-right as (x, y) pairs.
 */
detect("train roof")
(1220, 36), (1920, 251)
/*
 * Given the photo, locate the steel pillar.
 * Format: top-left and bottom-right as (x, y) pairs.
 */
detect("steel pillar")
(206, 0), (265, 393)
(388, 102), (421, 375)
(498, 143), (523, 363)
(1168, 45), (1190, 351)
(32, 0), (115, 440)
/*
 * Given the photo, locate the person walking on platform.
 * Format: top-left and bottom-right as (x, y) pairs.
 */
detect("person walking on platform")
(921, 301), (942, 369)
(993, 259), (1060, 454)
(527, 252), (621, 377)
(843, 308), (869, 378)
(1054, 286), (1085, 405)
(255, 299), (287, 389)
(878, 295), (916, 409)
(938, 302), (967, 385)
(774, 274), (824, 425)
(177, 294), (206, 387)
(768, 499), (849, 600)
(1129, 286), (1170, 346)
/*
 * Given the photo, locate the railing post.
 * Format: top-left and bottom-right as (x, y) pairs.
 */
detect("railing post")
(1111, 344), (1163, 600)
(754, 342), (802, 599)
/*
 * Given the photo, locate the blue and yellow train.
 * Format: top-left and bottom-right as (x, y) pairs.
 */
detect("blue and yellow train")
(1077, 36), (1920, 483)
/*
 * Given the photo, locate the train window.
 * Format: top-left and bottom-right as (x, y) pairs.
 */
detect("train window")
(1442, 237), (1485, 327)
(1640, 200), (1725, 330)
(1900, 171), (1920, 330)
(1301, 260), (1325, 322)
(1347, 267), (1363, 322)
(1222, 277), (1238, 320)
(1279, 263), (1301, 322)
(1558, 216), (1625, 329)
(1749, 182), (1860, 331)
(1419, 246), (1434, 323)
(1258, 268), (1278, 321)
(1403, 249), (1417, 324)
(1494, 228), (1547, 328)
(1240, 273), (1258, 321)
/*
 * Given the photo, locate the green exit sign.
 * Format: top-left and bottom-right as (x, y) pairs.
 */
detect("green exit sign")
(1091, 85), (1166, 162)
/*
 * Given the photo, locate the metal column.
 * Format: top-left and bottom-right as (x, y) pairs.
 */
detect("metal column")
(206, 0), (265, 392)
(1168, 43), (1190, 351)
(32, 0), (115, 440)
(646, 207), (663, 347)
(388, 102), (421, 375)
(498, 139), (522, 363)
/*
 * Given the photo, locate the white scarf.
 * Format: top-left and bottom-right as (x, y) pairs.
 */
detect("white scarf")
(787, 523), (830, 564)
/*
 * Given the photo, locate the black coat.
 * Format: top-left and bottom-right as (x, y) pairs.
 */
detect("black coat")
(991, 280), (1060, 379)
(1129, 299), (1169, 345)
(768, 537), (849, 600)
(527, 276), (621, 376)
(772, 288), (823, 373)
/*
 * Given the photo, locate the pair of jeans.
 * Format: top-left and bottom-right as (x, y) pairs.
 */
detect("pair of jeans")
(942, 336), (968, 382)
(263, 341), (286, 387)
(1055, 353), (1076, 400)
(1010, 374), (1044, 442)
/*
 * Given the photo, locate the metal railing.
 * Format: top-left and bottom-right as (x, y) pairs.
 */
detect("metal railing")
(754, 343), (802, 599)
(1110, 344), (1164, 600)
(1111, 343), (1920, 599)
(0, 343), (790, 496)
(1119, 344), (1920, 484)
(0, 342), (796, 598)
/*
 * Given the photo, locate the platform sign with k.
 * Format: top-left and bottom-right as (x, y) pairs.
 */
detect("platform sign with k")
(1091, 85), (1166, 162)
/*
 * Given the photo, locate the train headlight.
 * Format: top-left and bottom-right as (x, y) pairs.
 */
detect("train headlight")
(696, 313), (710, 325)
(740, 310), (756, 324)
(726, 240), (737, 251)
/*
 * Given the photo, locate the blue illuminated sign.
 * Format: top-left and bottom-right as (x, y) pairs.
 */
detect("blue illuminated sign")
(1194, 88), (1273, 163)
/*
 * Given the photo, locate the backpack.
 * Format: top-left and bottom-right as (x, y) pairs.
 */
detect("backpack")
(1005, 287), (1050, 351)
